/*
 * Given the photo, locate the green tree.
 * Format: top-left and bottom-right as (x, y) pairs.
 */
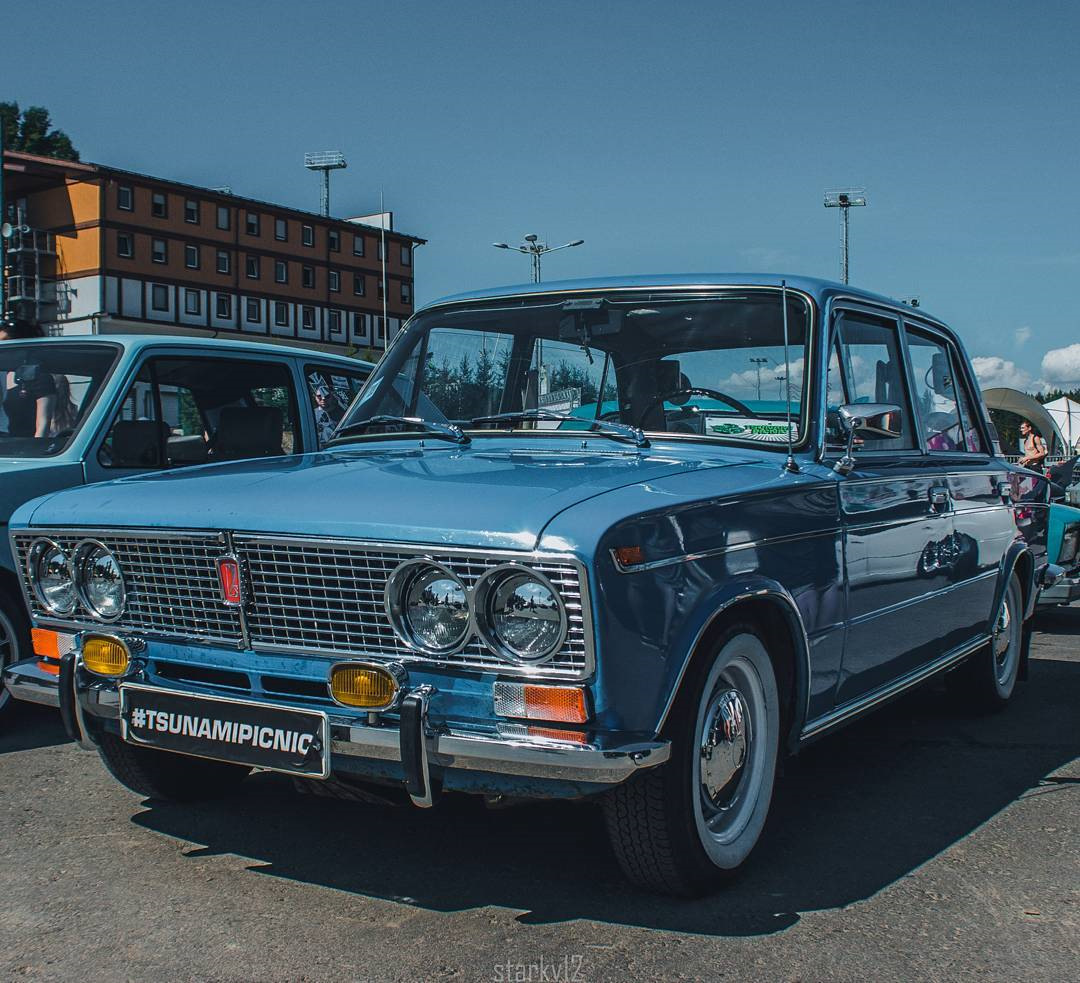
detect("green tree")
(0, 102), (79, 161)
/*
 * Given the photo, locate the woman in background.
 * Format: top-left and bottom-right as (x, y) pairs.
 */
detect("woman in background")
(49, 375), (79, 436)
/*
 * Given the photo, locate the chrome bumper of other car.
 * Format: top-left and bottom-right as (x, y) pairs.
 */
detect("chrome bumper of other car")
(3, 659), (60, 708)
(1038, 573), (1080, 606)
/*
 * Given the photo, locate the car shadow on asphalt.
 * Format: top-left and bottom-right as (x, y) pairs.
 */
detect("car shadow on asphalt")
(128, 649), (1080, 938)
(0, 701), (70, 754)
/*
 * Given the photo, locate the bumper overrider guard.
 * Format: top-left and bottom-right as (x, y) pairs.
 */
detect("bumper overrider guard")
(64, 634), (671, 805)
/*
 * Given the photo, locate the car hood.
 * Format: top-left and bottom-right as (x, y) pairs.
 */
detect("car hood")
(19, 442), (751, 550)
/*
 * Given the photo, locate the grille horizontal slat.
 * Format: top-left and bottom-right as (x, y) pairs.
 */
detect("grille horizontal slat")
(13, 530), (591, 679)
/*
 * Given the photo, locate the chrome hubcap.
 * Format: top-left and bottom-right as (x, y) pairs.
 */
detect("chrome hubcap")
(700, 688), (749, 810)
(993, 597), (1012, 666)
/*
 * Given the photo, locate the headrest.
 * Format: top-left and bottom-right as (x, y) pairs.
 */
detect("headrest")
(212, 406), (284, 460)
(110, 420), (167, 468)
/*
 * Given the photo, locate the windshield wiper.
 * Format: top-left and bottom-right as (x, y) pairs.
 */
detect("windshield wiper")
(329, 416), (471, 446)
(468, 409), (649, 448)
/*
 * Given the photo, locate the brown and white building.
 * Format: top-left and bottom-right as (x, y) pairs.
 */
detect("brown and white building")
(1, 150), (425, 353)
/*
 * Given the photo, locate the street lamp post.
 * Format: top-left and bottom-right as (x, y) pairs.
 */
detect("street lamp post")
(493, 234), (584, 282)
(823, 188), (868, 284)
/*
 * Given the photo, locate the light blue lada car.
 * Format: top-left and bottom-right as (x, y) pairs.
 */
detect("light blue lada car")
(9, 276), (1055, 895)
(0, 336), (371, 717)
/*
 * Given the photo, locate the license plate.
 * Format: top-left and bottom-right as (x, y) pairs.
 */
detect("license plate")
(120, 684), (329, 778)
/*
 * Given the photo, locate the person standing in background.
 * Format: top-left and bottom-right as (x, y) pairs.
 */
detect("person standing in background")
(1018, 420), (1048, 470)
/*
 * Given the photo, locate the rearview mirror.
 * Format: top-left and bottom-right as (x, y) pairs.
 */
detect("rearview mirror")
(834, 403), (902, 474)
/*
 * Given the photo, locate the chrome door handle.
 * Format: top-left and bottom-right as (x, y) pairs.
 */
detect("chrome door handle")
(928, 485), (951, 513)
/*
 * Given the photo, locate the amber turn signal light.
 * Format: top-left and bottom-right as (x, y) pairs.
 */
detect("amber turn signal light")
(81, 635), (131, 677)
(493, 682), (589, 723)
(329, 663), (401, 711)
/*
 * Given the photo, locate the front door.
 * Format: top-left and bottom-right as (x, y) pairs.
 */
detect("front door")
(828, 307), (957, 706)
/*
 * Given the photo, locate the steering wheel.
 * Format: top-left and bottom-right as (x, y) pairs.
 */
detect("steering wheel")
(635, 387), (755, 428)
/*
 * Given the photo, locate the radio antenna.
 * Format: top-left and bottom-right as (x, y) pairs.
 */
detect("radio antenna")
(780, 280), (799, 474)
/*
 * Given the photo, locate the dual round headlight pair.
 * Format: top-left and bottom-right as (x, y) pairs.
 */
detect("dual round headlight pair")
(27, 539), (125, 621)
(385, 560), (567, 665)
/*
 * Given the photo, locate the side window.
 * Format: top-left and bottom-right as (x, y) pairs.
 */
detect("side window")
(101, 356), (301, 468)
(828, 312), (914, 451)
(906, 328), (985, 453)
(305, 363), (370, 448)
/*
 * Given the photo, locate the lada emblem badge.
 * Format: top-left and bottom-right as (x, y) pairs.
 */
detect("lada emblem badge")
(217, 555), (243, 606)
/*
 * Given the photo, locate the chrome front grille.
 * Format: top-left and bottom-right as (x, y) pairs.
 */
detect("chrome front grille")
(237, 536), (591, 676)
(12, 530), (242, 643)
(12, 529), (592, 679)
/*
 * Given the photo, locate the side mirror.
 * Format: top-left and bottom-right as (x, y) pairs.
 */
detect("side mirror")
(834, 403), (902, 474)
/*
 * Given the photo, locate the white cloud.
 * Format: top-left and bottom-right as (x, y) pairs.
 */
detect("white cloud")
(971, 356), (1034, 391)
(1041, 344), (1080, 387)
(1014, 326), (1032, 345)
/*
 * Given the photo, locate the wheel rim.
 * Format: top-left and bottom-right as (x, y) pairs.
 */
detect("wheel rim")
(693, 653), (767, 848)
(0, 607), (15, 711)
(992, 587), (1019, 686)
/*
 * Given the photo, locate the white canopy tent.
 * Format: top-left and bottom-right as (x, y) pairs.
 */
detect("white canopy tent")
(981, 387), (1067, 455)
(1044, 396), (1080, 452)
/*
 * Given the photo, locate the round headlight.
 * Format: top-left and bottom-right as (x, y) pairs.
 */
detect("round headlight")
(74, 541), (126, 621)
(386, 560), (470, 655)
(28, 539), (77, 616)
(476, 566), (567, 664)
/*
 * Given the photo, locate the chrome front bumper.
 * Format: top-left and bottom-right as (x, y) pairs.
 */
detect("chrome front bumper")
(76, 682), (670, 789)
(3, 659), (60, 708)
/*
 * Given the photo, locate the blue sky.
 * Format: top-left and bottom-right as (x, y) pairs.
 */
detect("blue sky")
(11, 0), (1079, 390)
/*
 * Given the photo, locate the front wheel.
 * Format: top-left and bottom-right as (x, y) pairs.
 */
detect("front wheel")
(96, 732), (250, 801)
(603, 625), (780, 896)
(0, 589), (32, 722)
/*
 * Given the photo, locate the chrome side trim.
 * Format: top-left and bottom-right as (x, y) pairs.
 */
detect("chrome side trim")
(611, 528), (838, 574)
(2, 659), (60, 708)
(847, 570), (997, 628)
(655, 586), (812, 733)
(800, 635), (989, 740)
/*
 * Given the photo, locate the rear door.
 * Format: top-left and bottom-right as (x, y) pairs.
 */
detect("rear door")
(830, 306), (957, 706)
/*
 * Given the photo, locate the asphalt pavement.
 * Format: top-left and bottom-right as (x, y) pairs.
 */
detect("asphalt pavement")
(1, 611), (1077, 982)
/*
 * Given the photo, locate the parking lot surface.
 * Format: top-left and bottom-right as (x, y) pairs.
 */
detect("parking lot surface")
(1, 611), (1077, 983)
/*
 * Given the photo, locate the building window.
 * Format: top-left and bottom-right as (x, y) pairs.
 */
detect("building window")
(328, 229), (340, 252)
(152, 192), (168, 218)
(185, 244), (200, 270)
(329, 270), (340, 292)
(377, 278), (384, 300)
(184, 289), (201, 315)
(246, 255), (259, 279)
(217, 205), (231, 230)
(376, 315), (386, 340)
(216, 294), (232, 319)
(401, 281), (412, 304)
(184, 199), (199, 224)
(353, 274), (365, 296)
(275, 260), (288, 284)
(117, 185), (133, 211)
(117, 233), (134, 258)
(274, 217), (288, 241)
(401, 244), (411, 266)
(302, 265), (315, 289)
(302, 224), (314, 247)
(246, 212), (260, 236)
(274, 302), (289, 327)
(216, 249), (230, 274)
(301, 306), (315, 330)
(151, 284), (169, 311)
(328, 310), (341, 333)
(377, 239), (384, 261)
(353, 233), (364, 257)
(246, 298), (260, 322)
(152, 238), (167, 264)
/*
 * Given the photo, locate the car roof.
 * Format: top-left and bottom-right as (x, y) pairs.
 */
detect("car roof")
(423, 273), (942, 324)
(8, 334), (375, 369)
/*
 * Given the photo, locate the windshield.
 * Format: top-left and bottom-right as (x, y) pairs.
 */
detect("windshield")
(0, 343), (120, 457)
(341, 290), (812, 447)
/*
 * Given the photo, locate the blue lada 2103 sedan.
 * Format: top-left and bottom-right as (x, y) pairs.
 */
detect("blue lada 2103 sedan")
(11, 275), (1053, 896)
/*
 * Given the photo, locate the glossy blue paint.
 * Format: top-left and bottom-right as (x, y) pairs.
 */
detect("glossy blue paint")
(13, 275), (1050, 789)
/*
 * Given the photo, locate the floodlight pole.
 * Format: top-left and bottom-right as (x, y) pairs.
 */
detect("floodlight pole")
(493, 234), (584, 283)
(304, 151), (348, 217)
(824, 189), (868, 284)
(749, 357), (769, 401)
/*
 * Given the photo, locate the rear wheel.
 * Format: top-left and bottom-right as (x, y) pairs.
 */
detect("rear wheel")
(97, 732), (250, 801)
(947, 573), (1023, 711)
(603, 625), (780, 896)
